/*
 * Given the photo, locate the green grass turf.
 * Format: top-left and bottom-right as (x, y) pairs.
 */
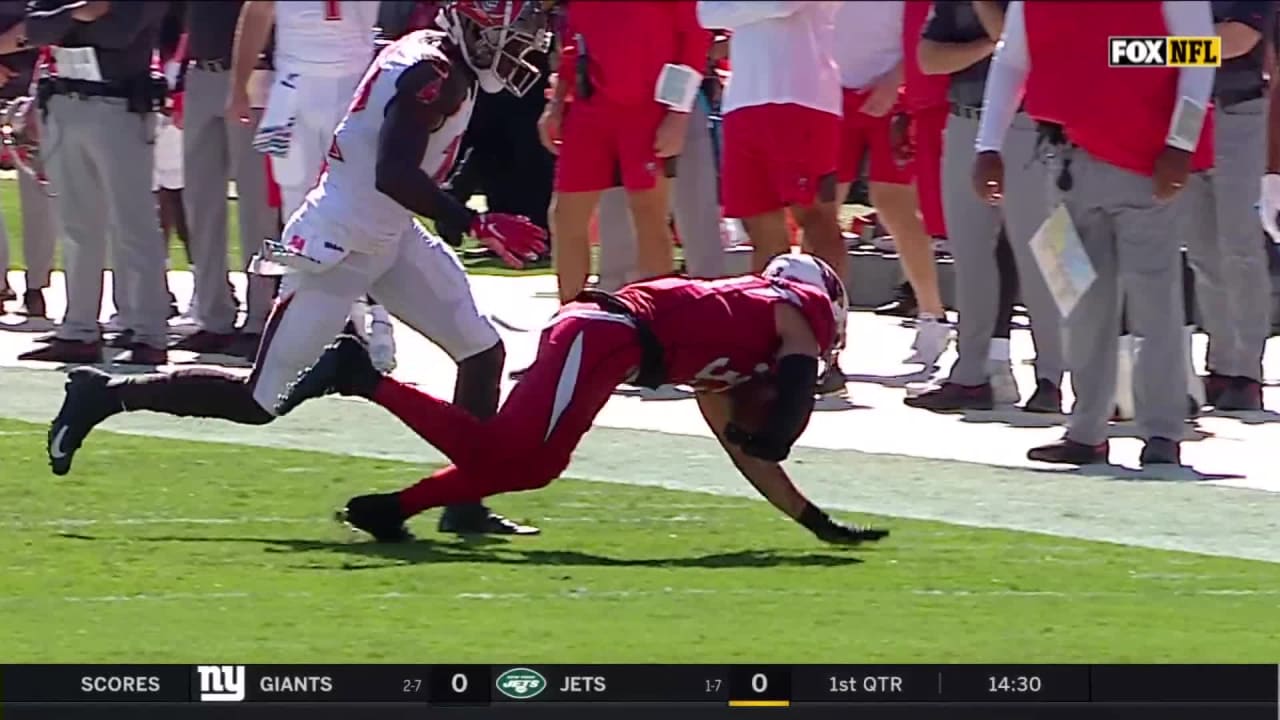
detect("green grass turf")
(0, 177), (553, 277)
(1, 417), (1278, 663)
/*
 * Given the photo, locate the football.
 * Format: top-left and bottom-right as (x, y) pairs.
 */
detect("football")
(729, 380), (777, 434)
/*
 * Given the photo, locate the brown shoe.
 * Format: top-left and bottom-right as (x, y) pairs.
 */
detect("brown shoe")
(1027, 437), (1110, 465)
(170, 330), (236, 353)
(904, 382), (994, 412)
(18, 339), (103, 364)
(117, 345), (167, 365)
(18, 288), (45, 318)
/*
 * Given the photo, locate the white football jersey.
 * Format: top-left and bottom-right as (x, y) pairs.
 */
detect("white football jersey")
(303, 31), (476, 251)
(275, 0), (381, 77)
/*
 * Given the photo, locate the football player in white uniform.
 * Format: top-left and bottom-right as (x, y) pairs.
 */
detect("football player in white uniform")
(45, 0), (552, 536)
(228, 0), (401, 374)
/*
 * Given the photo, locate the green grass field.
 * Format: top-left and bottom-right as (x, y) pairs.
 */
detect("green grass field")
(2, 416), (1278, 663)
(0, 177), (552, 277)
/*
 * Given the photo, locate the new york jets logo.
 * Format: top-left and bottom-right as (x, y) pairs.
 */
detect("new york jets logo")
(495, 668), (546, 700)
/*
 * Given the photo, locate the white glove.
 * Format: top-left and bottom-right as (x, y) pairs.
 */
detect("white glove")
(1259, 174), (1280, 244)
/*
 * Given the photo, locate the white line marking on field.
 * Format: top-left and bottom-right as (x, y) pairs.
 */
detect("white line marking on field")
(2, 586), (1277, 606)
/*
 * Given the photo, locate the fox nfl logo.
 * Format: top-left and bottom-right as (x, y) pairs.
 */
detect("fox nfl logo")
(197, 665), (246, 702)
(1109, 37), (1222, 67)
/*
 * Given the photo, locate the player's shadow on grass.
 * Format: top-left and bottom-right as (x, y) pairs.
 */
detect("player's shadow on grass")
(0, 316), (55, 333)
(119, 535), (866, 569)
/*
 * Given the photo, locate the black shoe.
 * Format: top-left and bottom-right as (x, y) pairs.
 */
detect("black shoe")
(1027, 437), (1109, 465)
(1203, 372), (1232, 407)
(276, 334), (380, 416)
(337, 493), (414, 543)
(1139, 437), (1181, 466)
(905, 382), (993, 412)
(1214, 378), (1263, 412)
(0, 284), (14, 303)
(19, 288), (45, 318)
(232, 332), (263, 360)
(106, 329), (138, 349)
(170, 330), (236, 353)
(1022, 378), (1063, 414)
(438, 505), (541, 536)
(874, 283), (917, 318)
(48, 367), (120, 476)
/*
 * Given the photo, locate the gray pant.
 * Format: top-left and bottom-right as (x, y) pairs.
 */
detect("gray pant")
(1180, 98), (1271, 382)
(44, 94), (169, 348)
(184, 67), (277, 335)
(1056, 147), (1185, 444)
(0, 170), (59, 290)
(596, 98), (723, 291)
(941, 111), (1063, 386)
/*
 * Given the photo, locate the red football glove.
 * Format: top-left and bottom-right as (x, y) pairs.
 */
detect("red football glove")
(470, 213), (548, 269)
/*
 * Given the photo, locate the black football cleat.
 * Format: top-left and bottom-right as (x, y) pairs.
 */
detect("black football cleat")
(48, 367), (121, 476)
(438, 504), (541, 536)
(336, 493), (414, 543)
(276, 334), (381, 416)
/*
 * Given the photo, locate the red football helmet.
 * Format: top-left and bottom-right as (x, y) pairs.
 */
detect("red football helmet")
(438, 0), (552, 97)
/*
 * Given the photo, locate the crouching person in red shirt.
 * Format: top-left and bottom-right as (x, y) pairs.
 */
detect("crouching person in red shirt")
(539, 1), (711, 304)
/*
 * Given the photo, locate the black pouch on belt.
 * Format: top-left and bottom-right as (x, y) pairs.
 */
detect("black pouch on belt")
(575, 288), (667, 389)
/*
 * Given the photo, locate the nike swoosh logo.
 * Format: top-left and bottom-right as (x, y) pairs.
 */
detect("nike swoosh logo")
(50, 426), (69, 460)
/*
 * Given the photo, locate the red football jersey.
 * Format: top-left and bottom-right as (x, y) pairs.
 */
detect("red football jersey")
(615, 275), (837, 393)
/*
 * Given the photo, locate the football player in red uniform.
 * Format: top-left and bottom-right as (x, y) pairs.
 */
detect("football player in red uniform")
(44, 1), (550, 535)
(278, 253), (890, 546)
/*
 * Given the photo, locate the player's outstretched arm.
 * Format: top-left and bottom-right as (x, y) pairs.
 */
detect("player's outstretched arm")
(720, 303), (820, 463)
(374, 60), (479, 235)
(375, 59), (547, 267)
(697, 392), (889, 546)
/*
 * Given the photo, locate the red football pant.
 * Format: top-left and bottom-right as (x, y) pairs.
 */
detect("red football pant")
(387, 307), (643, 515)
(909, 105), (949, 238)
(720, 102), (840, 219)
(554, 99), (668, 192)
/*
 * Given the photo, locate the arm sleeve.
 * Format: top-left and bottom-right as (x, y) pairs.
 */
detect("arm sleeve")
(24, 0), (80, 46)
(974, 0), (1028, 153)
(674, 0), (712, 73)
(696, 1), (814, 31)
(1162, 0), (1215, 149)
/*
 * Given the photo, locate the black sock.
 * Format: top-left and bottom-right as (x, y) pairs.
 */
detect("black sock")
(112, 369), (273, 425)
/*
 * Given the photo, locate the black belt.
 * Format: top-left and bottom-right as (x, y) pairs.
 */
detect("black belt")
(949, 102), (982, 120)
(1215, 87), (1265, 108)
(575, 289), (667, 389)
(42, 77), (132, 100)
(188, 58), (230, 73)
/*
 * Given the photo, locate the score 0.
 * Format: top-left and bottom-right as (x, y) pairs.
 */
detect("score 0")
(429, 666), (491, 706)
(729, 667), (791, 708)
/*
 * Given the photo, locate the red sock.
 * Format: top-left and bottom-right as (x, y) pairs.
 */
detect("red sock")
(373, 377), (481, 465)
(398, 465), (487, 516)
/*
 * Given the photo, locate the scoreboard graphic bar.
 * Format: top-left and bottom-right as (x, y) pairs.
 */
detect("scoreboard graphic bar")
(0, 664), (1276, 709)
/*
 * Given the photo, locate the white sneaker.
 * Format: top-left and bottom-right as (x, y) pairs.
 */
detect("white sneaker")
(368, 305), (397, 373)
(987, 361), (1021, 405)
(907, 317), (951, 367)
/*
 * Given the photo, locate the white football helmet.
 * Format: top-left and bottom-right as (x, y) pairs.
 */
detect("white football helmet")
(438, 0), (552, 97)
(762, 253), (849, 351)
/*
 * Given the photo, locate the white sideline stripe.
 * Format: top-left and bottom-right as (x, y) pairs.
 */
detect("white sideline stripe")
(0, 515), (720, 529)
(1, 587), (1277, 606)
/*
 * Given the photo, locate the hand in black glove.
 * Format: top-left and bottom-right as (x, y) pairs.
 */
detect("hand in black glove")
(724, 422), (791, 462)
(798, 504), (891, 546)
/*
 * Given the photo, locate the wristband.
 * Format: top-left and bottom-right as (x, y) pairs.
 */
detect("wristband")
(1166, 95), (1206, 153)
(655, 63), (702, 113)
